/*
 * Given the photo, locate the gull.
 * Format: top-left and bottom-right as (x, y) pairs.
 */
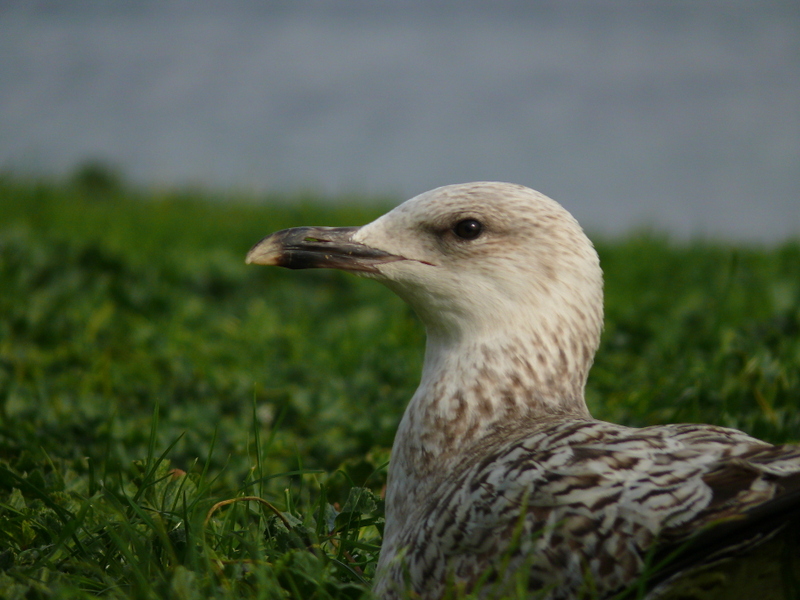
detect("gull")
(246, 182), (800, 599)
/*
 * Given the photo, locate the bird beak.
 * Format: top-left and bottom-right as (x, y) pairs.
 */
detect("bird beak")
(245, 226), (406, 273)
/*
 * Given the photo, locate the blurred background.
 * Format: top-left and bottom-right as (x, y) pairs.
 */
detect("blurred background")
(2, 0), (799, 241)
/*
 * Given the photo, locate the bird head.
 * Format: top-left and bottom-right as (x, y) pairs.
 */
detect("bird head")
(247, 182), (603, 351)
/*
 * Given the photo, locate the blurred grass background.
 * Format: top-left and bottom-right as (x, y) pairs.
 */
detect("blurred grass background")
(0, 169), (798, 598)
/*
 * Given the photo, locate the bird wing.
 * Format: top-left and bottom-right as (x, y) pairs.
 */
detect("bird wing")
(383, 419), (800, 600)
(637, 467), (800, 600)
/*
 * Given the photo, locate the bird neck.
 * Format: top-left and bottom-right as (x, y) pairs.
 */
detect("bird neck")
(398, 324), (594, 465)
(383, 320), (597, 548)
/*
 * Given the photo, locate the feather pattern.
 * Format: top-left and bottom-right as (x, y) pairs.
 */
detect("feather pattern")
(376, 419), (800, 599)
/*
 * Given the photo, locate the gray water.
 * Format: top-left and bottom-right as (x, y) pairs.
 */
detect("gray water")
(2, 1), (799, 241)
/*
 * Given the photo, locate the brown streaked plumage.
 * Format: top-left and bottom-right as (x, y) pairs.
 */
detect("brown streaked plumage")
(246, 182), (800, 599)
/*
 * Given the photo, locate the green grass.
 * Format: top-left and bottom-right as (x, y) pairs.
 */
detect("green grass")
(0, 173), (799, 599)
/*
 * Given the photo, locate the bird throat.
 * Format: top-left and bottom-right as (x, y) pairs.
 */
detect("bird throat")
(383, 327), (595, 545)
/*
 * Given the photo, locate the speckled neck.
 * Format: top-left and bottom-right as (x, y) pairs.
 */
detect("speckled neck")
(382, 303), (600, 556)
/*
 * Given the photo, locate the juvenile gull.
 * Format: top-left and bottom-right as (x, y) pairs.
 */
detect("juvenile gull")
(246, 182), (800, 599)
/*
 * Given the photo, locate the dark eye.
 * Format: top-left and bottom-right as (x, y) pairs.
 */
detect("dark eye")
(453, 219), (483, 240)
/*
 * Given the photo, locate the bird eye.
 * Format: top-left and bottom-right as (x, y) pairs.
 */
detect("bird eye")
(453, 219), (483, 240)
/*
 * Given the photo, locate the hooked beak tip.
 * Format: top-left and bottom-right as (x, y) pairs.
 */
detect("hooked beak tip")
(245, 236), (282, 266)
